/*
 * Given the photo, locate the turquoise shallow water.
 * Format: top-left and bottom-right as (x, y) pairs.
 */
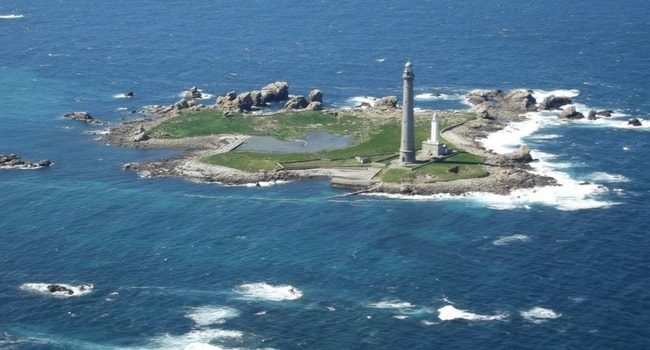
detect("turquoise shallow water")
(1, 1), (650, 349)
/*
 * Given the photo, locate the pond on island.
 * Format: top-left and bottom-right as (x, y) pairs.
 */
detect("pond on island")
(237, 132), (352, 153)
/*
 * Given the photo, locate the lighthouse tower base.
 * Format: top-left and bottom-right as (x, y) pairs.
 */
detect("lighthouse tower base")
(422, 140), (449, 157)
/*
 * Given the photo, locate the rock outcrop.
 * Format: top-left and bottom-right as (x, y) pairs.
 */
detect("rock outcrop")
(185, 86), (203, 99)
(628, 118), (642, 126)
(539, 95), (572, 110)
(260, 81), (290, 104)
(374, 96), (398, 110)
(284, 96), (309, 110)
(64, 111), (108, 125)
(466, 89), (536, 119)
(558, 105), (584, 119)
(308, 89), (323, 103)
(0, 153), (52, 169)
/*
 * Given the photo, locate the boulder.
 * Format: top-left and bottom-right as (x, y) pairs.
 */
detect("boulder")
(308, 89), (323, 103)
(250, 90), (263, 106)
(628, 118), (642, 126)
(374, 96), (398, 110)
(597, 109), (614, 117)
(260, 81), (289, 104)
(539, 95), (572, 110)
(558, 105), (584, 119)
(173, 98), (197, 110)
(587, 109), (598, 120)
(501, 90), (537, 112)
(236, 92), (254, 111)
(466, 89), (501, 105)
(305, 101), (323, 111)
(184, 86), (202, 99)
(215, 91), (255, 112)
(284, 96), (309, 110)
(1, 153), (52, 168)
(47, 284), (73, 295)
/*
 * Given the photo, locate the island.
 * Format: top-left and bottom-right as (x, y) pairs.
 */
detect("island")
(85, 63), (619, 196)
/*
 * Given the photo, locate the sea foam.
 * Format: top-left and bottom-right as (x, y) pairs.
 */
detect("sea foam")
(149, 328), (243, 350)
(365, 300), (415, 310)
(233, 282), (303, 301)
(520, 307), (562, 323)
(185, 306), (240, 327)
(492, 234), (531, 246)
(0, 14), (24, 19)
(438, 305), (508, 322)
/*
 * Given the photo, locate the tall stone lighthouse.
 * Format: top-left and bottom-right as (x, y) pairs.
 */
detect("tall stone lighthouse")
(400, 61), (416, 164)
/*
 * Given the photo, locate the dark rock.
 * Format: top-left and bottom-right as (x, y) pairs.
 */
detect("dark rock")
(186, 86), (202, 99)
(628, 118), (642, 126)
(539, 95), (572, 110)
(1, 153), (52, 168)
(587, 109), (598, 120)
(374, 96), (398, 110)
(47, 284), (73, 295)
(284, 96), (309, 110)
(597, 109), (614, 117)
(558, 106), (584, 119)
(64, 111), (108, 125)
(250, 90), (263, 106)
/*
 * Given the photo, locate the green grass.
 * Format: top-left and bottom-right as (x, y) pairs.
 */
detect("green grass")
(148, 110), (258, 138)
(155, 108), (485, 183)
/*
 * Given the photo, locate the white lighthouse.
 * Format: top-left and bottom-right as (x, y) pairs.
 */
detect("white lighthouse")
(422, 113), (448, 157)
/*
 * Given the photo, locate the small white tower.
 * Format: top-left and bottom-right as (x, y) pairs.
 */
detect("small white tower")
(429, 113), (439, 143)
(422, 112), (448, 157)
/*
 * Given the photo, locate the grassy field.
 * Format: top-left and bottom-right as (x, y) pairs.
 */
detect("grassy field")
(151, 109), (487, 182)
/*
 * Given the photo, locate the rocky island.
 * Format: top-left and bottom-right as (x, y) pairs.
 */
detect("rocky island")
(96, 77), (588, 196)
(0, 153), (52, 169)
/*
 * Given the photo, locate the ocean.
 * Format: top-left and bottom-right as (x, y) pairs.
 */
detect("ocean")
(1, 1), (649, 349)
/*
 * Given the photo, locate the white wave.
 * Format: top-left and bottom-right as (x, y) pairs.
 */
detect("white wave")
(415, 92), (461, 101)
(185, 306), (240, 327)
(365, 300), (415, 309)
(531, 88), (580, 102)
(112, 92), (134, 99)
(529, 133), (562, 140)
(0, 14), (24, 19)
(587, 172), (630, 183)
(480, 111), (560, 154)
(492, 234), (530, 246)
(345, 96), (378, 108)
(149, 328), (243, 350)
(19, 283), (93, 297)
(233, 282), (302, 301)
(438, 305), (508, 321)
(520, 307), (561, 323)
(242, 180), (290, 188)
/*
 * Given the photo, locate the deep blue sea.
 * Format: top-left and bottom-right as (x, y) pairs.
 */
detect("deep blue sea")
(2, 1), (650, 349)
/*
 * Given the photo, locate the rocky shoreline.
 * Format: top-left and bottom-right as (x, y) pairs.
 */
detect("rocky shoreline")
(100, 86), (568, 196)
